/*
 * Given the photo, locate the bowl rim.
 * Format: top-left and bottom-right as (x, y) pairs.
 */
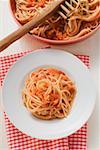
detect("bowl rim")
(9, 0), (100, 44)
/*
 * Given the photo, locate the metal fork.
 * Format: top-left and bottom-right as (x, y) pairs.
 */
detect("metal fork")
(58, 0), (78, 19)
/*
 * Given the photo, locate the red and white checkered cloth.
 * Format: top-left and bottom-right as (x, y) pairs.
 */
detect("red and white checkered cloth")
(0, 50), (90, 150)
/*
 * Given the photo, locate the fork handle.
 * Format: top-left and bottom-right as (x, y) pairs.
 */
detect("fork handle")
(0, 20), (37, 52)
(0, 0), (65, 52)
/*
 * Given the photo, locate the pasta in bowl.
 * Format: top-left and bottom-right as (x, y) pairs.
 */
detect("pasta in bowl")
(10, 0), (100, 44)
(22, 67), (76, 120)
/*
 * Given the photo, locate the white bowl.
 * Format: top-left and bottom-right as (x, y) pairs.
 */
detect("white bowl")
(2, 49), (96, 140)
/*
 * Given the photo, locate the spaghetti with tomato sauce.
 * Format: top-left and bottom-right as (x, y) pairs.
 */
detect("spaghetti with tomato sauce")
(15, 0), (100, 40)
(22, 67), (76, 120)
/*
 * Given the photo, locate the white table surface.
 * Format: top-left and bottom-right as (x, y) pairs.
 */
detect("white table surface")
(0, 0), (100, 149)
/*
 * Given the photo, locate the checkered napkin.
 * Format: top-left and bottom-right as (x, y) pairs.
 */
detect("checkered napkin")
(0, 50), (90, 150)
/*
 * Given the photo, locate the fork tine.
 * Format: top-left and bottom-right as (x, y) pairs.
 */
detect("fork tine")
(60, 4), (70, 14)
(59, 0), (79, 20)
(65, 1), (74, 10)
(58, 11), (67, 19)
(72, 0), (78, 5)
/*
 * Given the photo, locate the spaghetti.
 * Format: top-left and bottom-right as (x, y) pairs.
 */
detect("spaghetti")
(15, 0), (100, 40)
(22, 68), (76, 120)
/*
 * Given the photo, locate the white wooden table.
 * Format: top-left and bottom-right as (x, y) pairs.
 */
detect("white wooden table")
(0, 0), (100, 149)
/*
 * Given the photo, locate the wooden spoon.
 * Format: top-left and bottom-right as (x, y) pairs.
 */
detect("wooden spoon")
(0, 0), (65, 52)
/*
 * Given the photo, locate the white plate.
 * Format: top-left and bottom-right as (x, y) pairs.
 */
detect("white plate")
(2, 49), (96, 140)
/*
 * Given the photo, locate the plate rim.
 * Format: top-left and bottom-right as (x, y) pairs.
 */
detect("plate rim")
(2, 48), (96, 139)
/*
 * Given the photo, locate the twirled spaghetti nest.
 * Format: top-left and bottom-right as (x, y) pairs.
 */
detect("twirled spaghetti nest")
(22, 68), (76, 120)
